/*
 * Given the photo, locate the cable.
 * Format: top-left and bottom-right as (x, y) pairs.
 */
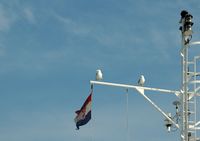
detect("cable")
(126, 89), (129, 141)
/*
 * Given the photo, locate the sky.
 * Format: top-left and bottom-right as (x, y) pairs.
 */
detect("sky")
(0, 0), (200, 141)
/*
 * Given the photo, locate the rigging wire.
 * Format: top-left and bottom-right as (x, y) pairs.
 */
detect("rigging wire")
(126, 88), (129, 141)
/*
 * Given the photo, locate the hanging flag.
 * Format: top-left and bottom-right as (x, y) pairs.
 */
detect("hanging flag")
(74, 92), (92, 130)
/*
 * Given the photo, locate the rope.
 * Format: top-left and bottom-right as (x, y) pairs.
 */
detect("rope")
(126, 88), (129, 141)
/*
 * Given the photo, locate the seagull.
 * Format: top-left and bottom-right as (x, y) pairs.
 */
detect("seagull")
(96, 69), (103, 81)
(138, 75), (145, 86)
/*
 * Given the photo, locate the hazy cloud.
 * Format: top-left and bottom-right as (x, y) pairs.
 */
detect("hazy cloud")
(23, 7), (36, 24)
(54, 14), (92, 36)
(0, 4), (15, 32)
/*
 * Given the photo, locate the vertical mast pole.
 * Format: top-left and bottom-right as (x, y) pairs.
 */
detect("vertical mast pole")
(180, 10), (193, 141)
(182, 36), (189, 141)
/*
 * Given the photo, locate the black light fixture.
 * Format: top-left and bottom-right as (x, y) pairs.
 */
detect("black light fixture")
(181, 10), (188, 18)
(179, 10), (194, 38)
(179, 10), (188, 32)
(184, 13), (193, 36)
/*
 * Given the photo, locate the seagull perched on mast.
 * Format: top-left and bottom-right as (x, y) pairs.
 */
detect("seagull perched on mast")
(96, 69), (103, 81)
(138, 75), (145, 86)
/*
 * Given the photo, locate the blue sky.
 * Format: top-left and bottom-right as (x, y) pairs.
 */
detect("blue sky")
(0, 0), (200, 141)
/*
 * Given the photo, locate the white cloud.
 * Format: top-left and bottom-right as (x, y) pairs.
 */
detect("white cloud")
(54, 13), (92, 36)
(23, 7), (36, 24)
(0, 4), (15, 32)
(0, 3), (37, 33)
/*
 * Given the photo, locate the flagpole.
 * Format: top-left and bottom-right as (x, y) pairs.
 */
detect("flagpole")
(91, 84), (93, 141)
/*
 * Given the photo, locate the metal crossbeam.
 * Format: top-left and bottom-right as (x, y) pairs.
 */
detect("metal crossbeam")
(90, 81), (180, 96)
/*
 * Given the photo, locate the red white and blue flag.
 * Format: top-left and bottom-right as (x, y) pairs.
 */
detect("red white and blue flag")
(74, 92), (92, 130)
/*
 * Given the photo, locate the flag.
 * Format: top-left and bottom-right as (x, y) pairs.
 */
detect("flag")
(74, 92), (92, 130)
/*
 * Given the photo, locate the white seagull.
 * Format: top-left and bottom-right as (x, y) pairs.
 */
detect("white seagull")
(138, 75), (145, 86)
(96, 69), (103, 81)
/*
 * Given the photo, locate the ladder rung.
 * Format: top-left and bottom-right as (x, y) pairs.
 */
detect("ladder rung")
(187, 61), (194, 64)
(188, 72), (195, 75)
(187, 73), (200, 77)
(189, 121), (195, 124)
(189, 111), (195, 114)
(195, 72), (200, 76)
(183, 110), (195, 114)
(188, 129), (195, 132)
(190, 80), (200, 83)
